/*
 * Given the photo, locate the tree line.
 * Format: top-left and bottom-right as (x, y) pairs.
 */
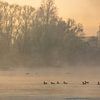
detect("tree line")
(0, 0), (99, 67)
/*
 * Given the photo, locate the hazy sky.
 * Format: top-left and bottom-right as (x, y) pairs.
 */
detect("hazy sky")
(2, 0), (100, 36)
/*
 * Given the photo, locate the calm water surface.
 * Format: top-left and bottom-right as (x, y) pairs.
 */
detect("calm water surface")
(0, 67), (100, 100)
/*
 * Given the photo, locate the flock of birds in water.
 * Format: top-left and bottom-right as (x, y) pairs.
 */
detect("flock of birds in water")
(25, 73), (100, 86)
(43, 81), (100, 85)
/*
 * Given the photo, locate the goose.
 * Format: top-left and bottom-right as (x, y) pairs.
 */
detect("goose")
(97, 81), (100, 85)
(51, 82), (55, 84)
(82, 81), (89, 85)
(63, 81), (68, 84)
(85, 81), (89, 84)
(43, 81), (47, 85)
(57, 81), (60, 84)
(82, 81), (86, 85)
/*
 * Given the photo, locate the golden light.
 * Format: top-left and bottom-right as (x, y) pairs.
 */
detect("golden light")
(2, 0), (100, 36)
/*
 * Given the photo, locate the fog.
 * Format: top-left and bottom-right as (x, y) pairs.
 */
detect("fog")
(0, 66), (100, 99)
(0, 0), (100, 99)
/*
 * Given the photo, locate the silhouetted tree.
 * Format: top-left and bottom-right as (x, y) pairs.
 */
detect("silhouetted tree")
(31, 0), (58, 60)
(0, 0), (96, 67)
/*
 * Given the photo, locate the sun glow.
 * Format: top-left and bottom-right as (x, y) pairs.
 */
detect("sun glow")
(2, 0), (100, 36)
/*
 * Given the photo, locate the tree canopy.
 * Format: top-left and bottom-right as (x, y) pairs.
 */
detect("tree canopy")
(0, 0), (99, 67)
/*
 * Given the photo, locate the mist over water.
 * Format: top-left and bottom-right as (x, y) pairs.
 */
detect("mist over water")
(0, 66), (100, 99)
(0, 0), (100, 99)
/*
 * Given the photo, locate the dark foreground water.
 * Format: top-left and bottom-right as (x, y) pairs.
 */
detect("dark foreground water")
(0, 96), (100, 100)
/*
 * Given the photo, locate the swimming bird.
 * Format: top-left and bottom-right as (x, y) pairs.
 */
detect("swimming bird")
(82, 81), (89, 85)
(43, 81), (47, 85)
(63, 81), (68, 84)
(51, 82), (55, 84)
(82, 81), (86, 85)
(97, 81), (100, 85)
(57, 81), (60, 84)
(85, 81), (89, 84)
